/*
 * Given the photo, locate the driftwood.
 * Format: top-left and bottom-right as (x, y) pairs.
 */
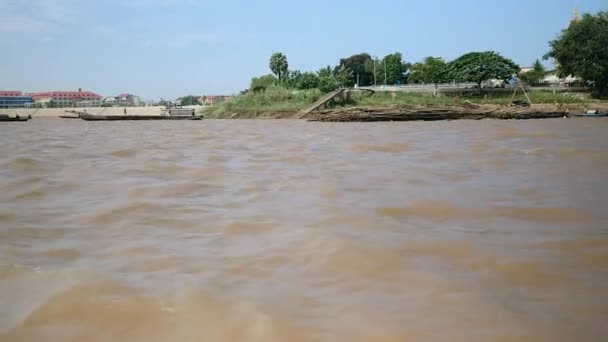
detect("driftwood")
(307, 104), (569, 122)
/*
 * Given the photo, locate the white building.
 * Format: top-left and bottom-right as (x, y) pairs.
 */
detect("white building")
(542, 70), (579, 86)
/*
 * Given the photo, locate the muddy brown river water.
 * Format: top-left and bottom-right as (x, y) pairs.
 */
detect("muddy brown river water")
(1, 118), (607, 341)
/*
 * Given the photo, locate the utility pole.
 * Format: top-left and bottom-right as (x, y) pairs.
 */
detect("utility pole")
(384, 61), (387, 86)
(373, 57), (377, 86)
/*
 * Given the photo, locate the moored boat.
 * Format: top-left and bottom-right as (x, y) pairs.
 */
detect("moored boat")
(78, 106), (203, 121)
(161, 107), (197, 117)
(79, 113), (202, 121)
(573, 110), (608, 117)
(60, 110), (82, 119)
(0, 114), (31, 122)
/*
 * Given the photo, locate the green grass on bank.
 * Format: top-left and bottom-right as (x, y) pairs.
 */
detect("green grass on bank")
(202, 86), (322, 118)
(345, 90), (591, 107)
(203, 87), (597, 118)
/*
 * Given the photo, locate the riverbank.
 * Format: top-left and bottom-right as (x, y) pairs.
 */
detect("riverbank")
(307, 103), (608, 122)
(3, 93), (607, 121)
(203, 87), (608, 120)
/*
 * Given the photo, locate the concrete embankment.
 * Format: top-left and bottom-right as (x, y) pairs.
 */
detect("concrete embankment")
(2, 107), (167, 117)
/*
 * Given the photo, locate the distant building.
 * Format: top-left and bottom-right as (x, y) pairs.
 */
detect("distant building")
(520, 67), (533, 74)
(117, 93), (143, 107)
(29, 89), (103, 108)
(104, 93), (143, 107)
(542, 70), (579, 86)
(198, 95), (231, 105)
(0, 91), (34, 108)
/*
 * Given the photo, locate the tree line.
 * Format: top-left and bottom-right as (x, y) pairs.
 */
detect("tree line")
(250, 10), (607, 97)
(254, 52), (409, 93)
(256, 51), (520, 93)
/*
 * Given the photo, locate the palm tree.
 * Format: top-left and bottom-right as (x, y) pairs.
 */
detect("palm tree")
(269, 52), (289, 83)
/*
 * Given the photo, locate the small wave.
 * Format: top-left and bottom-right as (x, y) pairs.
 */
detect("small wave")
(40, 248), (82, 262)
(513, 188), (550, 201)
(87, 202), (168, 225)
(110, 148), (139, 158)
(475, 259), (568, 289)
(224, 221), (275, 235)
(2, 157), (45, 172)
(376, 201), (478, 221)
(129, 182), (224, 199)
(0, 176), (44, 193)
(351, 142), (412, 154)
(377, 201), (590, 223)
(494, 206), (591, 223)
(0, 282), (304, 341)
(0, 227), (72, 240)
(0, 212), (16, 223)
(297, 230), (407, 279)
(11, 189), (46, 202)
(527, 239), (608, 268)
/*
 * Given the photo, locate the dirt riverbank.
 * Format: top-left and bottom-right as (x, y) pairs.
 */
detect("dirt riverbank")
(223, 103), (608, 121)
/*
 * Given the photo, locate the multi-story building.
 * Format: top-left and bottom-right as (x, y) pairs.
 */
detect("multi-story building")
(29, 89), (103, 108)
(0, 91), (34, 108)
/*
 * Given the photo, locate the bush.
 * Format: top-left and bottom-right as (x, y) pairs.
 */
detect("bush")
(318, 76), (340, 93)
(203, 86), (323, 117)
(250, 74), (277, 93)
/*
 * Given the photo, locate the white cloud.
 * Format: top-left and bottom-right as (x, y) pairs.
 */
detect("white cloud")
(0, 0), (77, 34)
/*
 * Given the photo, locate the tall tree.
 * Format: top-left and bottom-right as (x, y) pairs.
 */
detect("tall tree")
(382, 53), (409, 85)
(269, 53), (289, 83)
(317, 66), (333, 78)
(338, 53), (373, 87)
(287, 70), (319, 90)
(520, 59), (546, 85)
(449, 51), (520, 91)
(408, 57), (448, 87)
(546, 11), (608, 97)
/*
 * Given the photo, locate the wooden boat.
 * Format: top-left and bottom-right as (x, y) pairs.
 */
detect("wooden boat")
(0, 114), (30, 122)
(573, 110), (608, 117)
(161, 107), (197, 117)
(79, 106), (203, 121)
(80, 113), (202, 121)
(60, 110), (81, 119)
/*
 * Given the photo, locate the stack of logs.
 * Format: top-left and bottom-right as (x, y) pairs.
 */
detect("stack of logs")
(307, 104), (570, 122)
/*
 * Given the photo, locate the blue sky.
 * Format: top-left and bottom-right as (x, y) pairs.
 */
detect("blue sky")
(0, 0), (605, 100)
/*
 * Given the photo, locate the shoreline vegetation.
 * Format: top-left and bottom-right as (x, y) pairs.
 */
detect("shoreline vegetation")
(201, 11), (607, 121)
(202, 87), (607, 120)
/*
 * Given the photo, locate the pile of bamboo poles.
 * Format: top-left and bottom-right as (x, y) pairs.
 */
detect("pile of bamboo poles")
(307, 104), (569, 122)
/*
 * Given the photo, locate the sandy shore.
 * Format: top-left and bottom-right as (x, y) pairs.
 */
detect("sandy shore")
(1, 106), (167, 117)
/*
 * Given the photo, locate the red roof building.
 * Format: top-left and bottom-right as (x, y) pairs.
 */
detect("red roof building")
(28, 90), (102, 101)
(0, 91), (23, 97)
